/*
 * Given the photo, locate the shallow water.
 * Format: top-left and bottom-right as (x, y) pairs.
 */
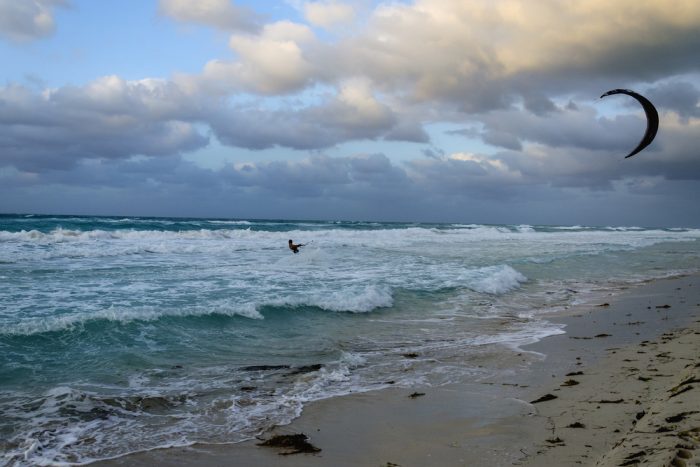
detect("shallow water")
(1, 214), (699, 465)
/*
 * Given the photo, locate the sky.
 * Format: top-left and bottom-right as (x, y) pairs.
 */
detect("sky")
(1, 0), (700, 227)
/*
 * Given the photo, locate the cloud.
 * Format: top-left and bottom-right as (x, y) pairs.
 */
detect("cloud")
(5, 0), (700, 158)
(4, 0), (700, 227)
(367, 2), (695, 103)
(1, 152), (412, 211)
(647, 80), (700, 121)
(0, 77), (209, 171)
(4, 146), (700, 226)
(0, 0), (68, 42)
(158, 0), (259, 32)
(208, 79), (427, 150)
(303, 1), (355, 29)
(224, 21), (317, 94)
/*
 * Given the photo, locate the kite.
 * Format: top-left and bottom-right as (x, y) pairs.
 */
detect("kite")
(600, 89), (659, 158)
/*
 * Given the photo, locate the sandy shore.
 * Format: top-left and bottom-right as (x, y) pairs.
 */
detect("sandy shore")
(99, 274), (700, 467)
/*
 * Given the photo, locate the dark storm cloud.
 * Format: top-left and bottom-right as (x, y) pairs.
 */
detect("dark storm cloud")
(0, 76), (429, 174)
(223, 153), (409, 198)
(0, 80), (209, 171)
(208, 88), (428, 151)
(647, 80), (700, 121)
(3, 152), (409, 199)
(473, 104), (660, 154)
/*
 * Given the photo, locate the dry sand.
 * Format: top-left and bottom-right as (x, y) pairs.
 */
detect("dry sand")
(99, 274), (700, 467)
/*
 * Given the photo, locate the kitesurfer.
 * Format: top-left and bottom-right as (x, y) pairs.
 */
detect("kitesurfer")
(288, 239), (305, 254)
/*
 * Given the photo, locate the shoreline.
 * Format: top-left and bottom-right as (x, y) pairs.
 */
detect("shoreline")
(98, 274), (700, 467)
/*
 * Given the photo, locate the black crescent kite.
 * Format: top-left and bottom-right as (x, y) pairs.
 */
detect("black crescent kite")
(600, 89), (659, 159)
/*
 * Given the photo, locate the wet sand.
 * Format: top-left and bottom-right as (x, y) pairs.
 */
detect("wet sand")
(99, 274), (700, 466)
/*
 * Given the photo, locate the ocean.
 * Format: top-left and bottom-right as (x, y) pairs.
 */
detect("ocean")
(1, 214), (699, 465)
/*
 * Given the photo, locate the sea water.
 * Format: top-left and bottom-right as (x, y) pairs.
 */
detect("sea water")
(1, 214), (699, 465)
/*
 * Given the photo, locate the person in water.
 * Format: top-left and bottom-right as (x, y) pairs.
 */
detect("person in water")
(288, 239), (305, 254)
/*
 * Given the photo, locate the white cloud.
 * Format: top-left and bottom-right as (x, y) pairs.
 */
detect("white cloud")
(0, 0), (68, 42)
(315, 78), (396, 133)
(303, 1), (355, 29)
(337, 0), (700, 105)
(197, 21), (319, 95)
(158, 0), (259, 32)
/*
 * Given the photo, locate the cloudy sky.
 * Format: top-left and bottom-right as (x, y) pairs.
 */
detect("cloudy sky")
(1, 0), (700, 226)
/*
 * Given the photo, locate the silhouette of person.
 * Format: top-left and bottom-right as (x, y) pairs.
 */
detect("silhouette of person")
(288, 239), (305, 254)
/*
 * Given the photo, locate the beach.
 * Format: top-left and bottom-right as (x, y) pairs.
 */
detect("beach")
(99, 273), (700, 467)
(3, 216), (700, 465)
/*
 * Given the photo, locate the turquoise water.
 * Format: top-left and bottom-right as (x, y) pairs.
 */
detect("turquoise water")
(1, 214), (699, 465)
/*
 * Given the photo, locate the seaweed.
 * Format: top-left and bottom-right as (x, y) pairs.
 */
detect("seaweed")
(561, 379), (580, 387)
(669, 385), (694, 398)
(241, 365), (290, 371)
(665, 411), (699, 423)
(257, 433), (321, 455)
(531, 394), (557, 404)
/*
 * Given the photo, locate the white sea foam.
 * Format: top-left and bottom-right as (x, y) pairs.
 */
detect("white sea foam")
(1, 303), (264, 336)
(265, 285), (394, 313)
(466, 265), (527, 294)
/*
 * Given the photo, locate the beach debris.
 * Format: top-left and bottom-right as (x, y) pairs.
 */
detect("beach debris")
(240, 386), (256, 392)
(402, 352), (419, 359)
(595, 333), (612, 338)
(665, 411), (699, 423)
(545, 437), (565, 445)
(655, 304), (671, 309)
(561, 379), (580, 387)
(597, 303), (611, 307)
(408, 392), (425, 399)
(635, 410), (645, 420)
(531, 394), (558, 404)
(567, 422), (586, 428)
(566, 371), (584, 376)
(619, 450), (647, 465)
(670, 376), (700, 392)
(241, 365), (290, 371)
(600, 89), (659, 158)
(678, 427), (700, 441)
(257, 433), (321, 455)
(669, 385), (694, 398)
